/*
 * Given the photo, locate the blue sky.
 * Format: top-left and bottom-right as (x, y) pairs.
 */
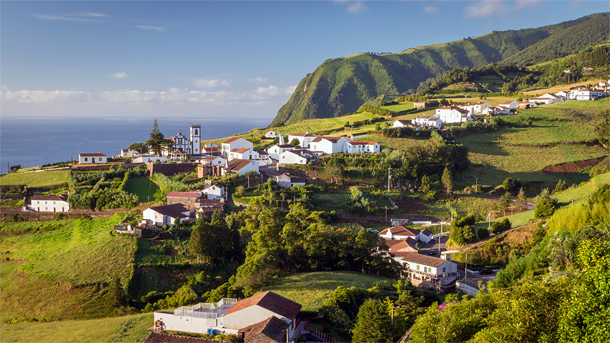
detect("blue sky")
(1, 0), (608, 123)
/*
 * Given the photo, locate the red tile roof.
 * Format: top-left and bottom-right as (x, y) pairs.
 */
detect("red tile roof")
(32, 195), (67, 201)
(379, 226), (419, 237)
(225, 291), (302, 320)
(311, 136), (342, 143)
(79, 153), (106, 157)
(167, 192), (201, 198)
(148, 204), (189, 218)
(223, 137), (243, 144)
(397, 253), (450, 267)
(391, 237), (418, 252)
(227, 158), (255, 172)
(238, 316), (289, 343)
(232, 147), (250, 154)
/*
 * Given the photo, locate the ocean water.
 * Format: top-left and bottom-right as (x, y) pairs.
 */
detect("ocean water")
(0, 117), (267, 170)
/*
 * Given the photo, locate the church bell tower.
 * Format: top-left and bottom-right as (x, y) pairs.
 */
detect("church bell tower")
(190, 124), (201, 155)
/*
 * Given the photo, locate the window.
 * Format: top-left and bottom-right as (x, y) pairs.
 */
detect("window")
(85, 157), (88, 161)
(442, 268), (446, 273)
(417, 265), (420, 270)
(99, 157), (102, 161)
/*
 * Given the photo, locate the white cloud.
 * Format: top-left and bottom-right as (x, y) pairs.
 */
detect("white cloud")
(423, 5), (439, 14)
(334, 0), (367, 14)
(193, 78), (231, 88)
(247, 77), (268, 85)
(514, 0), (540, 9)
(110, 72), (127, 79)
(463, 0), (507, 18)
(134, 25), (166, 32)
(1, 89), (91, 103)
(31, 11), (107, 22)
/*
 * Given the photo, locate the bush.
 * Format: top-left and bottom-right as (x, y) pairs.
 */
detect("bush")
(491, 218), (512, 234)
(535, 197), (559, 219)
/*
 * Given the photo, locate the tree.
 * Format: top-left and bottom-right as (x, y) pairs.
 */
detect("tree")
(516, 187), (527, 209)
(441, 165), (453, 197)
(128, 142), (146, 154)
(558, 239), (610, 342)
(553, 179), (567, 194)
(352, 299), (393, 343)
(146, 119), (169, 155)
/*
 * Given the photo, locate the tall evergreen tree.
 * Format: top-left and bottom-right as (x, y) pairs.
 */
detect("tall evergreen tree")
(352, 299), (393, 343)
(441, 165), (453, 197)
(146, 119), (166, 155)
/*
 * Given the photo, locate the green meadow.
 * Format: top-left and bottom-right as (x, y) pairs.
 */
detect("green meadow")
(0, 169), (71, 188)
(0, 214), (136, 322)
(263, 271), (390, 312)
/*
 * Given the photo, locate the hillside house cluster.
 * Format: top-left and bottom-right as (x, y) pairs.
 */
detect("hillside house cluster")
(153, 291), (302, 342)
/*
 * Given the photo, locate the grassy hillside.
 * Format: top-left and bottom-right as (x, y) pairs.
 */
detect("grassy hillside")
(0, 169), (71, 187)
(2, 313), (152, 343)
(457, 98), (609, 186)
(263, 271), (390, 312)
(272, 13), (609, 126)
(0, 214), (136, 322)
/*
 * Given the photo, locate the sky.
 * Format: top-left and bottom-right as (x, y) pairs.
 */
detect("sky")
(1, 0), (608, 124)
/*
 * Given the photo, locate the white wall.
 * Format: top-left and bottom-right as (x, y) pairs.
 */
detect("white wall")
(29, 200), (69, 212)
(79, 155), (107, 164)
(279, 151), (307, 165)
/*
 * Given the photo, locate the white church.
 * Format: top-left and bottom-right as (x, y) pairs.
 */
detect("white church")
(163, 124), (201, 158)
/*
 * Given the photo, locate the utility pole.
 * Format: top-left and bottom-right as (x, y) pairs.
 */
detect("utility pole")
(465, 252), (468, 280)
(438, 223), (442, 254)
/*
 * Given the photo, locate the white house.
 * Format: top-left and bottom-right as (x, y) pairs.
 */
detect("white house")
(28, 195), (69, 212)
(223, 159), (259, 176)
(499, 100), (518, 109)
(392, 253), (458, 289)
(202, 184), (226, 200)
(203, 143), (221, 156)
(229, 147), (257, 161)
(143, 204), (190, 227)
(528, 97), (554, 106)
(267, 144), (295, 160)
(133, 155), (169, 163)
(346, 140), (380, 154)
(254, 150), (272, 166)
(279, 150), (311, 165)
(120, 149), (140, 158)
(436, 106), (474, 123)
(222, 137), (254, 157)
(153, 291), (302, 339)
(379, 225), (432, 243)
(79, 153), (107, 164)
(264, 130), (281, 138)
(393, 120), (417, 128)
(287, 133), (316, 149)
(414, 115), (442, 129)
(200, 156), (226, 167)
(556, 91), (570, 98)
(458, 102), (492, 114)
(310, 136), (348, 154)
(276, 173), (306, 188)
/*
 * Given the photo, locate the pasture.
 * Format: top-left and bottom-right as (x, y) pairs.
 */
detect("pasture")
(263, 271), (391, 312)
(0, 169), (71, 188)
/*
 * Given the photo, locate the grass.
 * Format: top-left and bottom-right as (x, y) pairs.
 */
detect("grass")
(1, 313), (153, 343)
(0, 169), (71, 188)
(0, 214), (136, 321)
(360, 134), (432, 152)
(457, 99), (608, 186)
(381, 102), (414, 113)
(263, 271), (391, 312)
(311, 192), (352, 212)
(553, 172), (610, 205)
(125, 177), (160, 203)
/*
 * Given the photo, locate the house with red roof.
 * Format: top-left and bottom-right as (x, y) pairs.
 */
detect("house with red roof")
(153, 291), (302, 341)
(346, 139), (380, 154)
(27, 194), (69, 212)
(436, 106), (475, 123)
(221, 137), (254, 157)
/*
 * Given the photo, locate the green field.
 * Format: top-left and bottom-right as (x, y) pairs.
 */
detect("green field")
(2, 313), (153, 343)
(361, 134), (432, 152)
(382, 102), (414, 113)
(553, 172), (610, 205)
(457, 99), (608, 186)
(0, 214), (136, 321)
(125, 177), (160, 202)
(0, 169), (71, 188)
(263, 271), (391, 312)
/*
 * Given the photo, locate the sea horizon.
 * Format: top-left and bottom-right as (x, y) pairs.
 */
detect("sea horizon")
(0, 116), (270, 171)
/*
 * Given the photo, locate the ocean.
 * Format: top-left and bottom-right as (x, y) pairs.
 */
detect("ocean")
(0, 117), (268, 170)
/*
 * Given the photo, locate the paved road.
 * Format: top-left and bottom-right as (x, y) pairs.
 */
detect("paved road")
(419, 235), (449, 257)
(453, 193), (535, 210)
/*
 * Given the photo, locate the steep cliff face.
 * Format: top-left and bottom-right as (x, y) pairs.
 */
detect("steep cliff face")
(271, 13), (609, 126)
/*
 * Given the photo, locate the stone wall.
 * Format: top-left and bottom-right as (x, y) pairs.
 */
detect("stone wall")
(146, 163), (196, 176)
